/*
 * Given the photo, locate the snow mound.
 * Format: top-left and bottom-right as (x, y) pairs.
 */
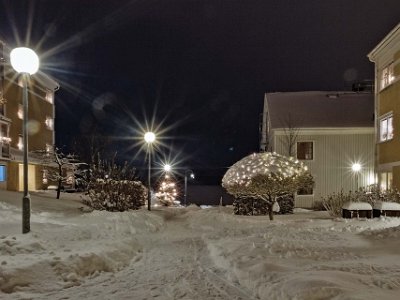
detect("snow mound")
(373, 201), (400, 210)
(342, 202), (372, 210)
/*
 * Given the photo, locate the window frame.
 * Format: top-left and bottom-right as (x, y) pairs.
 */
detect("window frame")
(296, 186), (314, 196)
(296, 141), (314, 161)
(0, 165), (6, 182)
(380, 62), (395, 90)
(45, 116), (54, 131)
(379, 113), (394, 142)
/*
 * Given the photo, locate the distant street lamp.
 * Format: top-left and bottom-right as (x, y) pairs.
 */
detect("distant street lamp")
(10, 47), (39, 234)
(144, 132), (156, 211)
(163, 164), (171, 173)
(352, 163), (361, 191)
(184, 169), (195, 206)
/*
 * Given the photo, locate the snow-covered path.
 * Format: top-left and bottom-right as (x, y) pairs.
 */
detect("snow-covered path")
(2, 192), (400, 299)
(36, 209), (254, 300)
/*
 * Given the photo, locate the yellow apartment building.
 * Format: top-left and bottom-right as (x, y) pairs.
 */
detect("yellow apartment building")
(368, 23), (400, 190)
(0, 40), (59, 191)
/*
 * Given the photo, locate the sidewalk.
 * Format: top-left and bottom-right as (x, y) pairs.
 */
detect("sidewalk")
(0, 189), (87, 216)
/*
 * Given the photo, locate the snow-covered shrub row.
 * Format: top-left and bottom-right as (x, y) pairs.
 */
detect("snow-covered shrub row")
(82, 157), (147, 211)
(83, 179), (147, 211)
(322, 186), (400, 217)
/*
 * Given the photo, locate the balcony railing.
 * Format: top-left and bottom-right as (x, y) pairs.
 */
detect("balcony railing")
(0, 141), (10, 158)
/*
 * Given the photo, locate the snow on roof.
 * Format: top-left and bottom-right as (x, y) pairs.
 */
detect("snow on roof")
(373, 201), (400, 211)
(265, 91), (374, 129)
(342, 202), (372, 210)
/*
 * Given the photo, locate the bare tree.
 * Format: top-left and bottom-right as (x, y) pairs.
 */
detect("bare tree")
(33, 147), (79, 199)
(281, 114), (300, 157)
(71, 132), (112, 165)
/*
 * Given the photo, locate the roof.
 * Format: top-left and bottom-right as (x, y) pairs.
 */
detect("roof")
(33, 72), (60, 91)
(265, 91), (374, 129)
(368, 22), (400, 62)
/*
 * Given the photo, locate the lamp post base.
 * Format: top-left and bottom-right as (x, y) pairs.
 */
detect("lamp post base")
(22, 195), (31, 234)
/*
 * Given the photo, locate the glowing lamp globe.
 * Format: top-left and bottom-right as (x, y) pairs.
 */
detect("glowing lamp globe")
(144, 132), (156, 143)
(164, 164), (171, 172)
(10, 47), (39, 75)
(352, 163), (361, 172)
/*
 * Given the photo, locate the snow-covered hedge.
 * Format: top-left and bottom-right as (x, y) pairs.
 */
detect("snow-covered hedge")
(322, 186), (400, 217)
(83, 179), (147, 211)
(82, 157), (147, 211)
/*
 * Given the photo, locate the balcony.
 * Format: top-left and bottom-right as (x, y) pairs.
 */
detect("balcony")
(0, 139), (10, 159)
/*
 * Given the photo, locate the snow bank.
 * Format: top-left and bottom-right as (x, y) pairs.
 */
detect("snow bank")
(0, 206), (164, 294)
(342, 202), (372, 210)
(373, 201), (400, 210)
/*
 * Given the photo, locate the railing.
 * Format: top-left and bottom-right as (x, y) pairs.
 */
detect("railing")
(0, 142), (10, 158)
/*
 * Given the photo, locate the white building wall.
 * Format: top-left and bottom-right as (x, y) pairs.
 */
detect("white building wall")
(273, 129), (375, 208)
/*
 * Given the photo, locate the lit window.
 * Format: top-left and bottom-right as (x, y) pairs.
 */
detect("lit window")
(17, 104), (23, 119)
(297, 142), (313, 160)
(381, 63), (395, 90)
(45, 117), (54, 130)
(42, 169), (48, 184)
(0, 165), (6, 182)
(379, 114), (394, 142)
(380, 172), (393, 191)
(18, 136), (23, 150)
(18, 76), (24, 87)
(45, 91), (54, 104)
(46, 144), (52, 154)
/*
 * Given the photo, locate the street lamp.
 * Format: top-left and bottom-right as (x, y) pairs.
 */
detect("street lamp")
(352, 163), (361, 191)
(10, 47), (39, 234)
(163, 164), (171, 173)
(184, 169), (195, 206)
(144, 131), (156, 210)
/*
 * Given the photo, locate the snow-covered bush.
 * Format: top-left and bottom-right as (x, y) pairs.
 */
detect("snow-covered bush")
(82, 158), (146, 211)
(222, 152), (313, 220)
(321, 186), (400, 217)
(321, 190), (358, 217)
(276, 194), (294, 214)
(83, 179), (147, 211)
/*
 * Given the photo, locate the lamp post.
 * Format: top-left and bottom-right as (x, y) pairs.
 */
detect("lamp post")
(352, 163), (361, 191)
(144, 131), (155, 211)
(184, 169), (194, 206)
(10, 47), (39, 234)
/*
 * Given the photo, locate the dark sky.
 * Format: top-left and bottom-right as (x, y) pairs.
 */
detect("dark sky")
(1, 0), (399, 183)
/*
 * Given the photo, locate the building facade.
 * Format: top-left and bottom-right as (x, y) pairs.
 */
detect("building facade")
(368, 23), (400, 191)
(0, 40), (59, 191)
(260, 91), (375, 208)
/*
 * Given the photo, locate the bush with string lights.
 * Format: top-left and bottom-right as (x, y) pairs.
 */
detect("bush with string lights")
(222, 152), (313, 220)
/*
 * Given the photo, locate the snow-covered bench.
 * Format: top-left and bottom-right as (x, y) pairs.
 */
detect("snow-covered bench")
(373, 201), (400, 218)
(342, 202), (372, 219)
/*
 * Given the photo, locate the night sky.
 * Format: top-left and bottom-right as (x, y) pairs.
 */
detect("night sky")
(1, 0), (399, 183)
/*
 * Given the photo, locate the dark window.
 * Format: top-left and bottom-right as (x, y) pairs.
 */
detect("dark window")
(297, 186), (313, 195)
(297, 142), (313, 160)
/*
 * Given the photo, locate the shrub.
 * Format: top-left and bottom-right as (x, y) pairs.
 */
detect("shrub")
(83, 179), (147, 211)
(82, 156), (147, 211)
(322, 185), (400, 217)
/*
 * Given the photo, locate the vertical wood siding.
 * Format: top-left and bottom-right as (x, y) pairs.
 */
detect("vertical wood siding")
(274, 133), (375, 208)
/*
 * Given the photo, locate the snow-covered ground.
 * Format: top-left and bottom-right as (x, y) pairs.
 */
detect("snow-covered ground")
(1, 190), (400, 299)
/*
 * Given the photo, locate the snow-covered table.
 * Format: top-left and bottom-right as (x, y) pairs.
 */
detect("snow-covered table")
(373, 201), (400, 217)
(342, 202), (372, 219)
